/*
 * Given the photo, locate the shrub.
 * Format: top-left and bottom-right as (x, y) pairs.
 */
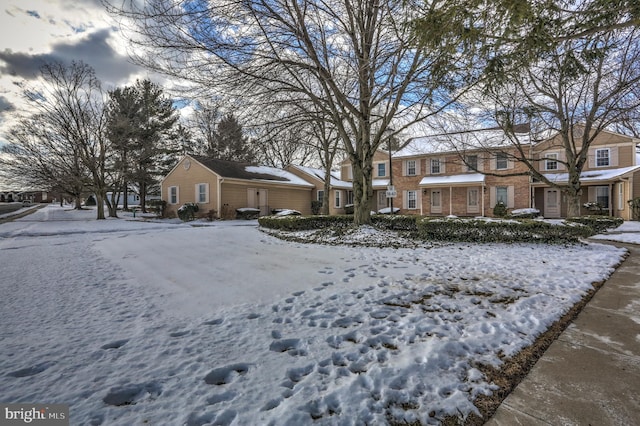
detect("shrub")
(311, 201), (322, 215)
(220, 204), (236, 220)
(416, 217), (592, 244)
(236, 208), (260, 220)
(85, 195), (96, 206)
(371, 214), (418, 231)
(259, 215), (353, 231)
(204, 209), (217, 221)
(148, 199), (167, 217)
(177, 203), (199, 221)
(565, 215), (623, 234)
(493, 202), (507, 218)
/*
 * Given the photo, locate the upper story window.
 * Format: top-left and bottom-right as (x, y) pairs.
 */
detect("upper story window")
(496, 152), (508, 170)
(596, 148), (610, 167)
(377, 162), (386, 177)
(406, 160), (416, 176)
(544, 153), (558, 171)
(430, 158), (441, 174)
(466, 155), (478, 172)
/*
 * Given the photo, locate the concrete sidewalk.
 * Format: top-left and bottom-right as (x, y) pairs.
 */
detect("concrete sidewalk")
(486, 242), (640, 425)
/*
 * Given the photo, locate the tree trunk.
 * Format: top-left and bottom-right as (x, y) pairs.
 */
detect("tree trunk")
(95, 192), (106, 219)
(74, 197), (82, 209)
(566, 169), (582, 218)
(352, 157), (374, 226)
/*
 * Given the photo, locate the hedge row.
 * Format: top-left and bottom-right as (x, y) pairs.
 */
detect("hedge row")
(565, 215), (623, 234)
(416, 217), (593, 244)
(259, 214), (623, 244)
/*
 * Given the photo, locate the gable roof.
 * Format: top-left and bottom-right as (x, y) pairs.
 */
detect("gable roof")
(191, 155), (313, 187)
(288, 164), (352, 189)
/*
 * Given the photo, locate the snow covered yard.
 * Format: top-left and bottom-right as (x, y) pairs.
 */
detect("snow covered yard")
(0, 205), (627, 425)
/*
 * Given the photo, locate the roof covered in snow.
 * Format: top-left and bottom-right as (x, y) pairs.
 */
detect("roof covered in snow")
(191, 156), (313, 187)
(539, 165), (640, 184)
(395, 128), (530, 159)
(419, 173), (486, 187)
(288, 165), (353, 189)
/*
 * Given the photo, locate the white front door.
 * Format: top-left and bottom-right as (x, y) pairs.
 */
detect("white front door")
(544, 188), (560, 218)
(431, 189), (442, 214)
(257, 189), (269, 216)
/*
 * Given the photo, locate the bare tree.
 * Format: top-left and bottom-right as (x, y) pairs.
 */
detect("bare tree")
(107, 0), (473, 224)
(447, 27), (640, 217)
(1, 115), (89, 209)
(2, 62), (112, 219)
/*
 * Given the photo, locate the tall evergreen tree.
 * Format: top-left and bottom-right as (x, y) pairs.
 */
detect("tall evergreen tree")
(209, 113), (256, 163)
(105, 79), (179, 212)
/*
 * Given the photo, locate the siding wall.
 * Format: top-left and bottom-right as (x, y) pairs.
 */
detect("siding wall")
(161, 157), (219, 217)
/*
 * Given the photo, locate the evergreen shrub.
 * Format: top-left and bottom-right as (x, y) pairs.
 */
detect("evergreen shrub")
(178, 203), (199, 221)
(258, 215), (353, 231)
(565, 215), (623, 234)
(371, 214), (418, 231)
(416, 217), (593, 244)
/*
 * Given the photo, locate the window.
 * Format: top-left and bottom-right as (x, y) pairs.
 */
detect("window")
(496, 186), (508, 205)
(169, 186), (178, 204)
(496, 152), (508, 170)
(618, 183), (624, 211)
(596, 148), (610, 167)
(406, 160), (417, 176)
(430, 158), (441, 174)
(545, 153), (558, 171)
(596, 186), (609, 208)
(196, 183), (208, 203)
(335, 190), (342, 208)
(347, 190), (354, 205)
(468, 188), (479, 207)
(466, 155), (478, 172)
(377, 162), (386, 177)
(407, 190), (417, 209)
(317, 190), (324, 202)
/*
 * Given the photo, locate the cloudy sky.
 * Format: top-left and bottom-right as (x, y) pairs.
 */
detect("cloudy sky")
(0, 0), (155, 145)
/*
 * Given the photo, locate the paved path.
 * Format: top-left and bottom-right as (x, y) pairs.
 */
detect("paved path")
(487, 241), (640, 425)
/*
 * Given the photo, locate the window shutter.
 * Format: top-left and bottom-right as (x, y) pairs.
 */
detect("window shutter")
(507, 157), (514, 170)
(195, 184), (199, 202)
(588, 186), (596, 202)
(558, 151), (566, 171)
(477, 156), (484, 172)
(489, 187), (496, 207)
(402, 190), (408, 209)
(490, 156), (496, 171)
(507, 186), (515, 208)
(588, 148), (595, 168)
(440, 157), (446, 173)
(402, 161), (407, 176)
(415, 159), (421, 175)
(611, 147), (618, 167)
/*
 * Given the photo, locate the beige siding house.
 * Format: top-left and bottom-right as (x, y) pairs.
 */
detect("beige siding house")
(161, 155), (314, 218)
(286, 165), (353, 215)
(532, 129), (640, 219)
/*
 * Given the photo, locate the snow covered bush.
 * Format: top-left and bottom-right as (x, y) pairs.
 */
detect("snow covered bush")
(236, 207), (260, 220)
(417, 217), (592, 243)
(259, 215), (353, 231)
(565, 215), (623, 234)
(177, 203), (199, 221)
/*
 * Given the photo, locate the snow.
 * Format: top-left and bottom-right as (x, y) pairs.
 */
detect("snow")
(419, 173), (485, 186)
(244, 165), (315, 187)
(541, 164), (640, 184)
(289, 165), (353, 190)
(0, 204), (628, 425)
(590, 220), (640, 244)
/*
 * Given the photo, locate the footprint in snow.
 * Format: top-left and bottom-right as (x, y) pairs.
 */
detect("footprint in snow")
(101, 339), (129, 350)
(286, 364), (315, 382)
(7, 361), (55, 378)
(103, 381), (162, 406)
(202, 318), (224, 326)
(206, 390), (237, 405)
(204, 363), (253, 385)
(169, 330), (190, 338)
(269, 338), (307, 356)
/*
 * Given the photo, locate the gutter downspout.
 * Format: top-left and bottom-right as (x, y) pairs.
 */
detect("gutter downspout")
(218, 177), (224, 218)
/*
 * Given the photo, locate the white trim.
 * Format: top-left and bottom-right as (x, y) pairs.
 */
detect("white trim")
(195, 183), (209, 203)
(168, 186), (179, 205)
